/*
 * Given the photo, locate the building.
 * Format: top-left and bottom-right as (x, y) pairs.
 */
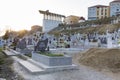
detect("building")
(64, 15), (85, 24)
(88, 5), (110, 20)
(39, 10), (65, 32)
(79, 17), (85, 23)
(110, 0), (120, 17)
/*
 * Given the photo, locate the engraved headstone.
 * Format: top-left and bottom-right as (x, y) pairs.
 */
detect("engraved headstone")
(35, 38), (48, 52)
(0, 39), (3, 47)
(16, 38), (27, 49)
(106, 30), (113, 48)
(28, 38), (33, 45)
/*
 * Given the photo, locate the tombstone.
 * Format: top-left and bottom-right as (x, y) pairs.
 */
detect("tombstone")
(41, 32), (48, 40)
(16, 38), (27, 49)
(85, 38), (89, 46)
(27, 38), (33, 45)
(71, 34), (77, 46)
(35, 38), (48, 52)
(106, 30), (113, 48)
(0, 39), (3, 47)
(117, 29), (120, 47)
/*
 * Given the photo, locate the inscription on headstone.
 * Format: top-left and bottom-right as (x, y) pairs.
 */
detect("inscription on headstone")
(35, 38), (48, 52)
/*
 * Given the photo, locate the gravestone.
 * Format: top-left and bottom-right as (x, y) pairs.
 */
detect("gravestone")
(0, 40), (3, 47)
(28, 38), (33, 45)
(16, 38), (27, 49)
(106, 30), (113, 48)
(35, 38), (48, 52)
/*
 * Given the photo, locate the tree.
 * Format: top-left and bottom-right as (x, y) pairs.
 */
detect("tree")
(31, 25), (42, 32)
(2, 30), (9, 40)
(17, 30), (28, 38)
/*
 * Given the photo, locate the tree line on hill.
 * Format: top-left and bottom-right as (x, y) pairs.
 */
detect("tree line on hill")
(2, 25), (42, 40)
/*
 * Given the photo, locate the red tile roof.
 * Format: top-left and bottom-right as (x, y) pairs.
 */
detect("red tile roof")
(79, 17), (85, 20)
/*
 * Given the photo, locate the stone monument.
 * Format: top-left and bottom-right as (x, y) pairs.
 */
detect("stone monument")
(16, 38), (27, 49)
(106, 30), (113, 48)
(35, 38), (48, 52)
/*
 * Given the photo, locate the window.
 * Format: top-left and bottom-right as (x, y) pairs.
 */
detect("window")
(101, 16), (103, 19)
(105, 12), (107, 15)
(117, 9), (119, 11)
(101, 12), (103, 15)
(97, 11), (99, 15)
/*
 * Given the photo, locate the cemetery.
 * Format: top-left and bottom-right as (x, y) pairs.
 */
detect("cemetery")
(0, 27), (120, 80)
(0, 22), (120, 80)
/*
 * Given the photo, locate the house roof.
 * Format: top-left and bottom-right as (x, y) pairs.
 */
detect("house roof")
(39, 10), (65, 17)
(89, 5), (109, 8)
(79, 17), (85, 20)
(110, 0), (120, 3)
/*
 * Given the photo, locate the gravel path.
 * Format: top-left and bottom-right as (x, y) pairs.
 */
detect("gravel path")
(12, 55), (116, 80)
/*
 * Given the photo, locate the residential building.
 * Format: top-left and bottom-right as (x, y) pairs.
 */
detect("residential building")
(110, 0), (120, 17)
(88, 5), (110, 20)
(64, 15), (85, 24)
(79, 17), (85, 23)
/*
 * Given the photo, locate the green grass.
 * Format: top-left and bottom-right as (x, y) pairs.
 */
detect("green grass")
(38, 52), (64, 57)
(0, 49), (5, 65)
(43, 53), (64, 57)
(0, 47), (3, 52)
(24, 53), (32, 57)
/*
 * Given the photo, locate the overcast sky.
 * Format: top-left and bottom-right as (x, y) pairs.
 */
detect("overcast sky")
(0, 0), (113, 35)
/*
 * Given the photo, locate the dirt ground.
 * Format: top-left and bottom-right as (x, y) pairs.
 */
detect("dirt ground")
(0, 51), (24, 80)
(72, 48), (120, 80)
(78, 48), (120, 72)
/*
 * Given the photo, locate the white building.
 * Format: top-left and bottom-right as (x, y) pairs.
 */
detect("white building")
(110, 0), (120, 17)
(39, 10), (65, 32)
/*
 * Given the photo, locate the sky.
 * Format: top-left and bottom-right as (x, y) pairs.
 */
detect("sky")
(0, 0), (113, 36)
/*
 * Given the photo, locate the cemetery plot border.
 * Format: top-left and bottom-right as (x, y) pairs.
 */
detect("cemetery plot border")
(32, 52), (72, 66)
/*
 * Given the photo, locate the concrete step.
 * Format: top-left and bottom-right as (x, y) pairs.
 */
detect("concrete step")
(28, 59), (50, 69)
(19, 61), (45, 74)
(28, 59), (78, 72)
(9, 49), (21, 55)
(3, 50), (16, 56)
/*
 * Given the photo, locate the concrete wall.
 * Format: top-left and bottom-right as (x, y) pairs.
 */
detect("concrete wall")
(43, 19), (62, 32)
(32, 52), (72, 66)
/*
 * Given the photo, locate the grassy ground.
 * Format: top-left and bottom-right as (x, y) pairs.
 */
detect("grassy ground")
(39, 52), (64, 57)
(0, 48), (24, 80)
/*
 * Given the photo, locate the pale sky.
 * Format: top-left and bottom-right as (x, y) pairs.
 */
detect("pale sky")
(0, 0), (113, 36)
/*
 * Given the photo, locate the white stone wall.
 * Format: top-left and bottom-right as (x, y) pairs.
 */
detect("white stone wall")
(43, 19), (62, 32)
